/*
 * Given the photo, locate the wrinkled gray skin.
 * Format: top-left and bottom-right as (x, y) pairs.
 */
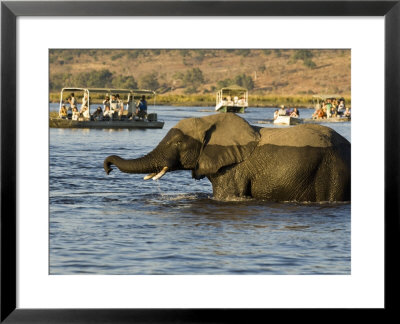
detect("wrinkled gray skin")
(104, 113), (350, 202)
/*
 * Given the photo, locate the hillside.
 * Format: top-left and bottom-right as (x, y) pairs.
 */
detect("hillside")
(49, 49), (351, 104)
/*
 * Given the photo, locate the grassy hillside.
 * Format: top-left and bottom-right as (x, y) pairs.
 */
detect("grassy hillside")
(50, 49), (351, 106)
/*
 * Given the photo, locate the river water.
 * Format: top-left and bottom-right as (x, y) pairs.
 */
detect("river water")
(49, 105), (351, 275)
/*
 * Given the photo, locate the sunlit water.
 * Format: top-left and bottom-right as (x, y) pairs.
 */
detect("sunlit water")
(49, 105), (351, 275)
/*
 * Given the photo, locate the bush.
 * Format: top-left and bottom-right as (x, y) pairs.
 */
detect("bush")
(234, 73), (254, 90)
(139, 72), (159, 90)
(292, 49), (314, 61)
(303, 58), (316, 69)
(183, 68), (204, 89)
(112, 75), (138, 89)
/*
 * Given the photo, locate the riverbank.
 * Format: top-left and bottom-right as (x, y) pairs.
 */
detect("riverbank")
(49, 92), (351, 108)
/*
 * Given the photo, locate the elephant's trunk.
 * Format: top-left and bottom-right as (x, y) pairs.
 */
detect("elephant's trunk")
(103, 152), (165, 176)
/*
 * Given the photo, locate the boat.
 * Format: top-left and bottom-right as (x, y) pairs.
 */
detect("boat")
(215, 86), (248, 113)
(273, 115), (302, 125)
(312, 94), (351, 121)
(50, 87), (164, 129)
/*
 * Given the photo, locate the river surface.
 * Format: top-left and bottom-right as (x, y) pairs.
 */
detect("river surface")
(49, 105), (351, 275)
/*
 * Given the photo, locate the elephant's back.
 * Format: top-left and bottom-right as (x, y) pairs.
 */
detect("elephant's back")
(259, 124), (349, 148)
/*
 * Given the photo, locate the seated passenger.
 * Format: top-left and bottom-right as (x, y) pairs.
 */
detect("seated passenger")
(81, 106), (90, 120)
(337, 100), (345, 115)
(136, 95), (148, 119)
(59, 105), (68, 118)
(318, 108), (325, 119)
(72, 107), (80, 121)
(110, 95), (118, 115)
(273, 109), (279, 120)
(92, 106), (103, 121)
(103, 106), (113, 120)
(290, 107), (300, 118)
(278, 105), (286, 116)
(343, 107), (351, 117)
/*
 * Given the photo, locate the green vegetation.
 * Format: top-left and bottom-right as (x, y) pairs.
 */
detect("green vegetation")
(50, 69), (138, 91)
(138, 72), (159, 90)
(292, 50), (317, 69)
(217, 73), (254, 90)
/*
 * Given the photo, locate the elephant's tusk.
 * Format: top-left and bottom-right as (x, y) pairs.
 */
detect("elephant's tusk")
(143, 173), (157, 180)
(152, 166), (169, 180)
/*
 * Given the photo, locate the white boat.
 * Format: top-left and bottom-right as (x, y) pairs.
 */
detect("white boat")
(273, 116), (302, 125)
(51, 87), (164, 129)
(215, 86), (248, 113)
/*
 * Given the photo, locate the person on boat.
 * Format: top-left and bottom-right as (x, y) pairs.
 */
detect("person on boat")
(103, 106), (113, 120)
(81, 106), (90, 120)
(290, 107), (300, 118)
(80, 93), (89, 113)
(103, 96), (110, 111)
(273, 109), (279, 120)
(136, 95), (148, 119)
(59, 105), (68, 119)
(278, 105), (286, 116)
(337, 100), (345, 116)
(92, 106), (103, 121)
(68, 93), (77, 110)
(115, 94), (124, 118)
(343, 107), (351, 118)
(110, 94), (122, 117)
(72, 107), (80, 121)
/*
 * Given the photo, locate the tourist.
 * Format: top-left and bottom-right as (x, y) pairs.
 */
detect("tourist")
(81, 93), (89, 113)
(59, 105), (68, 119)
(343, 107), (351, 117)
(103, 96), (110, 111)
(68, 94), (77, 111)
(103, 106), (113, 120)
(136, 95), (148, 119)
(290, 107), (300, 118)
(81, 106), (90, 120)
(92, 106), (103, 121)
(278, 105), (286, 116)
(72, 107), (80, 121)
(337, 100), (345, 116)
(273, 109), (279, 120)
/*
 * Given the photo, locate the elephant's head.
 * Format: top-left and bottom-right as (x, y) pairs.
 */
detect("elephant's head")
(103, 113), (260, 180)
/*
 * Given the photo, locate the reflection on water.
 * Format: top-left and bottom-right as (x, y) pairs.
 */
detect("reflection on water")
(50, 105), (350, 275)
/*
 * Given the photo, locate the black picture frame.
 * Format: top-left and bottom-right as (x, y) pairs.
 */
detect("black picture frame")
(1, 0), (399, 322)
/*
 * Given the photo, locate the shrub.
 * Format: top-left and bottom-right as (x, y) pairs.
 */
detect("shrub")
(139, 72), (159, 90)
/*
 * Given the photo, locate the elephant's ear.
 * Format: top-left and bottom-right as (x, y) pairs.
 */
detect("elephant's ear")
(194, 114), (260, 176)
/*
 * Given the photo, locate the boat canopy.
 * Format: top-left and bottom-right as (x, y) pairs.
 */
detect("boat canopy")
(61, 87), (155, 95)
(218, 85), (248, 93)
(312, 94), (344, 100)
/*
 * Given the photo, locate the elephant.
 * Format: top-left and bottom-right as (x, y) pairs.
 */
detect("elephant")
(104, 113), (350, 202)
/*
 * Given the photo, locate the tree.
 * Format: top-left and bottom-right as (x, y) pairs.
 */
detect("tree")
(292, 49), (314, 61)
(183, 68), (204, 89)
(292, 50), (317, 69)
(112, 75), (138, 89)
(139, 73), (159, 90)
(234, 74), (254, 90)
